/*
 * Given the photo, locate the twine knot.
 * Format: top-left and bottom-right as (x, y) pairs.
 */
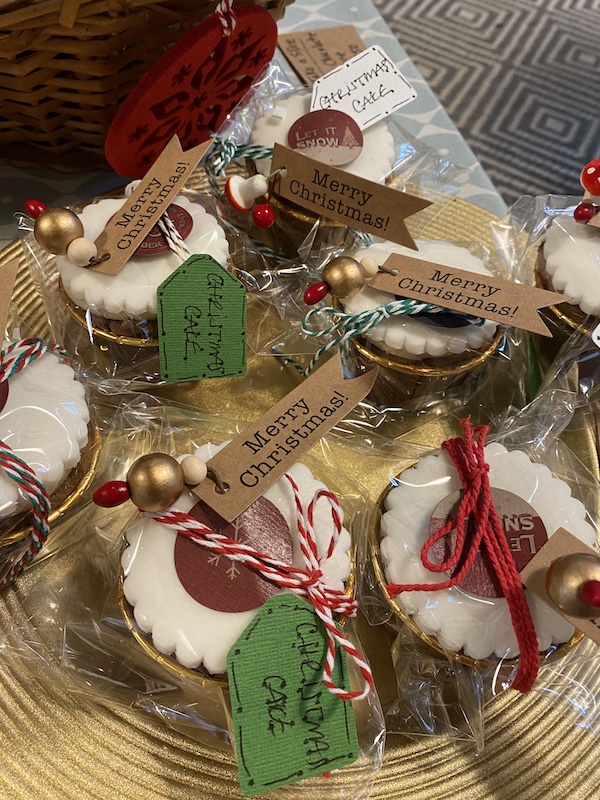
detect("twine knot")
(215, 0), (237, 35)
(0, 338), (67, 588)
(150, 472), (373, 701)
(386, 417), (540, 693)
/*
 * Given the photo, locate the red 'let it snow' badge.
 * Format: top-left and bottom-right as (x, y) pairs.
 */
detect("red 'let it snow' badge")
(287, 109), (363, 166)
(105, 4), (277, 179)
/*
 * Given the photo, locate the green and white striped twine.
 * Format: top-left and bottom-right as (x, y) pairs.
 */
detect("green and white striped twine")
(301, 300), (484, 377)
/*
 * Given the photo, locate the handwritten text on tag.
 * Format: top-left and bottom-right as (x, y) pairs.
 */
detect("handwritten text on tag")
(311, 45), (416, 131)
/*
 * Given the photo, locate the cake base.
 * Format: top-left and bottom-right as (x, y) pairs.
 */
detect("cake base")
(352, 328), (505, 410)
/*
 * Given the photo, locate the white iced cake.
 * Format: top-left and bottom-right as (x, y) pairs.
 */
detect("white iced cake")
(250, 92), (396, 183)
(121, 441), (352, 675)
(0, 345), (89, 520)
(542, 216), (600, 316)
(56, 194), (230, 320)
(380, 443), (596, 660)
(343, 240), (498, 360)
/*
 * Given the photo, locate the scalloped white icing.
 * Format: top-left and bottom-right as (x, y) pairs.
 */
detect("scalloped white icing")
(121, 442), (352, 675)
(250, 92), (396, 183)
(0, 349), (89, 520)
(56, 195), (230, 321)
(342, 240), (498, 359)
(543, 216), (600, 316)
(380, 443), (597, 660)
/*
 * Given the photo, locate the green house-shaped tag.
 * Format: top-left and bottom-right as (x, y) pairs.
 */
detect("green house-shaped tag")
(227, 595), (359, 796)
(157, 255), (246, 383)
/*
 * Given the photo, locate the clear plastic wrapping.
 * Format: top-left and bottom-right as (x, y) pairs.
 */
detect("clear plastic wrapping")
(0, 396), (385, 798)
(259, 231), (528, 437)
(491, 193), (600, 374)
(17, 187), (272, 385)
(207, 63), (470, 263)
(0, 303), (100, 586)
(356, 391), (600, 748)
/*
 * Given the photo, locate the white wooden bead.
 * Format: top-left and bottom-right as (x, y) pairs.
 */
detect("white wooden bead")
(125, 179), (141, 197)
(360, 257), (379, 279)
(181, 455), (208, 485)
(66, 237), (98, 267)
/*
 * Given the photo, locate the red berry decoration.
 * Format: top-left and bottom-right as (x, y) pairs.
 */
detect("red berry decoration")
(105, 5), (277, 178)
(252, 202), (276, 229)
(93, 480), (131, 508)
(579, 579), (600, 608)
(24, 199), (47, 219)
(580, 158), (600, 196)
(304, 281), (330, 305)
(574, 202), (597, 224)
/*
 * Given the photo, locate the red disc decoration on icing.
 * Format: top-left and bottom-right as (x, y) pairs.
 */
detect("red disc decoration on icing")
(105, 5), (278, 179)
(0, 382), (8, 414)
(428, 488), (548, 598)
(136, 204), (193, 256)
(174, 496), (293, 613)
(288, 110), (363, 166)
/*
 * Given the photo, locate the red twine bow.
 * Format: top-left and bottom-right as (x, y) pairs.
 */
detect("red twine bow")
(215, 0), (237, 35)
(386, 417), (540, 693)
(149, 472), (373, 701)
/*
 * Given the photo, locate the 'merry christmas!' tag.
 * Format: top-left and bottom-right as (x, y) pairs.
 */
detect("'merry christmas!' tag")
(369, 253), (567, 337)
(0, 258), (19, 337)
(193, 353), (377, 521)
(227, 594), (359, 796)
(157, 255), (246, 383)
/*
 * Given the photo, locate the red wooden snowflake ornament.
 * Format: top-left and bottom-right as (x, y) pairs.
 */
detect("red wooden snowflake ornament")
(105, 4), (277, 179)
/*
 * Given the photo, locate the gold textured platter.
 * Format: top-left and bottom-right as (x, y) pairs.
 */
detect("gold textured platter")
(4, 196), (600, 800)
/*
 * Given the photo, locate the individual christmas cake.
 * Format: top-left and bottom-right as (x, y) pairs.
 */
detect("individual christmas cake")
(0, 343), (90, 528)
(540, 215), (600, 317)
(249, 91), (396, 183)
(380, 442), (596, 660)
(343, 240), (498, 361)
(121, 442), (352, 675)
(55, 192), (230, 330)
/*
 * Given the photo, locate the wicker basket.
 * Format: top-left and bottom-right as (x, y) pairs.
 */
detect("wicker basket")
(0, 0), (294, 171)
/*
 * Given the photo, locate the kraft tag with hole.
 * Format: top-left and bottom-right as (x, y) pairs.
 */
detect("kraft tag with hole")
(227, 594), (359, 796)
(157, 255), (246, 383)
(192, 353), (377, 521)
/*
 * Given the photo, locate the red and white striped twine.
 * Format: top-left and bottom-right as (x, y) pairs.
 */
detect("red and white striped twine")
(215, 0), (237, 35)
(0, 338), (66, 588)
(148, 473), (373, 701)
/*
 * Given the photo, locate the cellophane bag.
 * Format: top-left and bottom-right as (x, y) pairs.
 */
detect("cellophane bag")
(258, 210), (528, 441)
(490, 192), (599, 379)
(0, 394), (385, 799)
(17, 185), (276, 385)
(205, 62), (468, 264)
(355, 390), (600, 752)
(0, 294), (101, 587)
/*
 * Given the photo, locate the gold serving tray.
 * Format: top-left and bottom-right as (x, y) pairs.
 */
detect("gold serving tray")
(4, 197), (600, 799)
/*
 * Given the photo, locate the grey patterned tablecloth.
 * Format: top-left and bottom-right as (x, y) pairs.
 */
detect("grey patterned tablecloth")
(0, 0), (505, 248)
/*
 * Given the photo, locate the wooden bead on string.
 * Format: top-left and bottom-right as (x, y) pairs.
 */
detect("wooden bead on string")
(360, 257), (379, 278)
(181, 455), (208, 486)
(66, 237), (98, 267)
(126, 454), (185, 512)
(545, 552), (600, 617)
(34, 208), (84, 255)
(322, 257), (365, 298)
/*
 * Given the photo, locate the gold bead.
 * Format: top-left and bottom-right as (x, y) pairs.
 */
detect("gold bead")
(34, 208), (84, 255)
(322, 257), (365, 299)
(126, 454), (185, 512)
(545, 553), (600, 618)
